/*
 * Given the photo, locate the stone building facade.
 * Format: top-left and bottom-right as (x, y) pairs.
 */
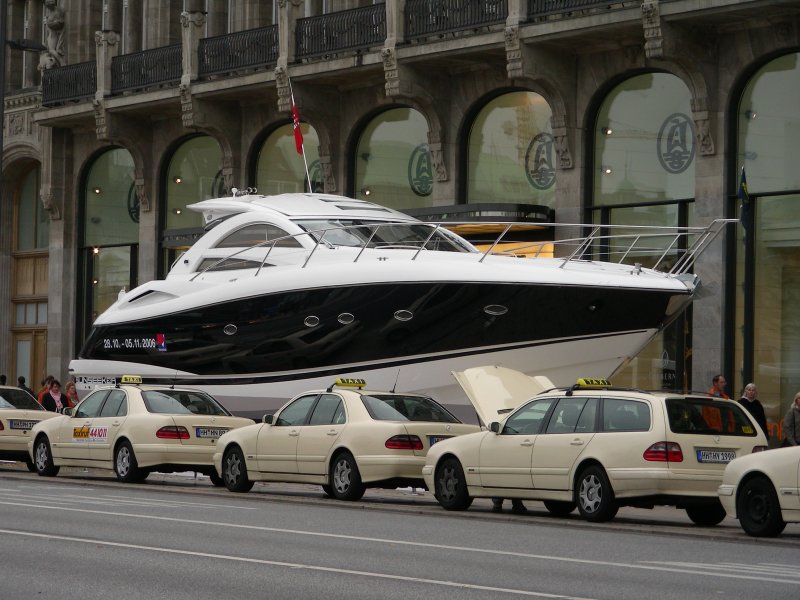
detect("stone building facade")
(2, 0), (799, 441)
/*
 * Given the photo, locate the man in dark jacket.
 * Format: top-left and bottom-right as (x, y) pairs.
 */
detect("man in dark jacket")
(739, 383), (768, 437)
(17, 376), (36, 398)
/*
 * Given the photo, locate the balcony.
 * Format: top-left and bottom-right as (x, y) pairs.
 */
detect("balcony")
(527, 0), (635, 20)
(111, 44), (181, 93)
(406, 0), (508, 40)
(296, 4), (386, 60)
(41, 61), (96, 107)
(199, 25), (279, 77)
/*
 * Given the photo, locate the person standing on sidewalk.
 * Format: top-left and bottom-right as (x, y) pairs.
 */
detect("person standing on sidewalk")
(739, 383), (768, 437)
(782, 392), (800, 447)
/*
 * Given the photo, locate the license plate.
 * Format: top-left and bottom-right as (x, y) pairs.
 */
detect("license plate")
(9, 420), (37, 430)
(429, 435), (452, 446)
(195, 427), (229, 439)
(696, 449), (736, 464)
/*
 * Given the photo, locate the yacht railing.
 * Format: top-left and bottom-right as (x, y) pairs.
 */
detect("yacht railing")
(189, 218), (736, 281)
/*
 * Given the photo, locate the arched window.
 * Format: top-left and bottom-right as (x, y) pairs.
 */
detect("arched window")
(254, 122), (320, 194)
(78, 148), (137, 346)
(161, 135), (224, 273)
(591, 73), (695, 391)
(466, 91), (554, 206)
(734, 52), (800, 443)
(354, 107), (432, 209)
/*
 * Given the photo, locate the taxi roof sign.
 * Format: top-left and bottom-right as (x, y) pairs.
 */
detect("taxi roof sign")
(120, 375), (142, 385)
(332, 378), (366, 389)
(575, 378), (611, 388)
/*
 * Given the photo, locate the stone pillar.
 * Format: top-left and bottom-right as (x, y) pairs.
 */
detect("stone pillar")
(123, 0), (142, 53)
(95, 31), (121, 98)
(205, 0), (226, 37)
(103, 0), (123, 31)
(506, 0), (525, 27)
(278, 0), (305, 69)
(143, 0), (180, 48)
(385, 0), (405, 46)
(23, 0), (43, 88)
(181, 6), (206, 86)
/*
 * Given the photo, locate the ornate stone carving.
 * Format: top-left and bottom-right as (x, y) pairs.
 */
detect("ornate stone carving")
(41, 0), (66, 69)
(320, 159), (336, 192)
(505, 26), (522, 80)
(274, 66), (291, 113)
(381, 47), (401, 97)
(694, 116), (715, 156)
(134, 174), (150, 213)
(277, 0), (302, 8)
(429, 143), (447, 182)
(180, 82), (196, 128)
(93, 97), (114, 140)
(8, 113), (25, 137)
(95, 30), (120, 47)
(40, 189), (61, 221)
(641, 0), (663, 59)
(180, 10), (206, 29)
(553, 133), (573, 169)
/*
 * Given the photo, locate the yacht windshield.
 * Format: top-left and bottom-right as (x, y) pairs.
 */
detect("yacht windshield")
(295, 219), (472, 252)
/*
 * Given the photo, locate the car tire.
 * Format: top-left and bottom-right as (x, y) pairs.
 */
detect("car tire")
(434, 457), (473, 511)
(736, 476), (787, 537)
(209, 471), (225, 487)
(543, 500), (576, 517)
(114, 440), (146, 483)
(321, 484), (334, 498)
(329, 452), (366, 501)
(33, 436), (60, 477)
(685, 501), (727, 527)
(223, 446), (254, 493)
(575, 465), (618, 522)
(24, 456), (37, 473)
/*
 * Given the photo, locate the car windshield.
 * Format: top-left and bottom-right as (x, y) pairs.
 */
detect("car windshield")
(0, 388), (42, 410)
(141, 390), (230, 416)
(361, 394), (460, 423)
(295, 219), (472, 253)
(666, 397), (758, 436)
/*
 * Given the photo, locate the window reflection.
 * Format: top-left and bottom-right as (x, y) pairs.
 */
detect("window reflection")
(255, 123), (321, 194)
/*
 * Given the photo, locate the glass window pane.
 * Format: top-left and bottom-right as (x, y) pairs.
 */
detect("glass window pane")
(467, 92), (554, 206)
(15, 304), (25, 325)
(276, 395), (317, 426)
(37, 303), (47, 324)
(256, 124), (321, 195)
(166, 136), (224, 230)
(308, 394), (343, 425)
(737, 53), (800, 194)
(84, 149), (137, 246)
(594, 73), (694, 205)
(91, 246), (131, 323)
(354, 108), (432, 209)
(16, 167), (39, 251)
(25, 304), (36, 325)
(503, 398), (556, 435)
(602, 399), (650, 431)
(15, 340), (31, 385)
(546, 398), (587, 434)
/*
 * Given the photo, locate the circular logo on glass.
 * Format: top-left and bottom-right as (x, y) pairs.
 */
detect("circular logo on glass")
(127, 182), (139, 223)
(525, 133), (556, 190)
(657, 113), (695, 174)
(408, 143), (433, 197)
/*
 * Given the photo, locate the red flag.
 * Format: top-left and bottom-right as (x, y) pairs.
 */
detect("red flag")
(291, 96), (304, 155)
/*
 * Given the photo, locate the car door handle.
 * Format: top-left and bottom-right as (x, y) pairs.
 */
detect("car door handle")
(570, 439), (584, 446)
(327, 430), (338, 436)
(520, 439), (532, 447)
(111, 421), (121, 427)
(289, 430), (300, 437)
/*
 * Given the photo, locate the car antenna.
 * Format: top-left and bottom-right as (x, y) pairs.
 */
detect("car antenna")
(170, 370), (178, 390)
(390, 368), (401, 393)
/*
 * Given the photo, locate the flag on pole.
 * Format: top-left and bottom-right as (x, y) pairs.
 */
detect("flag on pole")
(738, 166), (750, 231)
(291, 94), (304, 156)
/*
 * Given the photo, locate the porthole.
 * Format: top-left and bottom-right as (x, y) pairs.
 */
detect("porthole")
(394, 310), (413, 322)
(304, 315), (320, 328)
(338, 313), (355, 325)
(484, 305), (508, 316)
(223, 324), (238, 336)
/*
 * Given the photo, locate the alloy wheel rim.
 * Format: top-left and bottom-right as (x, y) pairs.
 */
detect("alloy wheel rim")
(439, 466), (457, 502)
(35, 442), (47, 470)
(579, 474), (602, 513)
(334, 459), (351, 492)
(747, 492), (769, 523)
(226, 453), (241, 484)
(117, 447), (130, 476)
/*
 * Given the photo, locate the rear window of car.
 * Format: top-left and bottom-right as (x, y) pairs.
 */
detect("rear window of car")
(0, 388), (42, 410)
(141, 390), (230, 416)
(360, 394), (460, 423)
(666, 397), (757, 436)
(602, 398), (651, 432)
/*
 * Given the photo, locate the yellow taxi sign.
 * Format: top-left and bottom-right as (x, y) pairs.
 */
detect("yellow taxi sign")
(333, 378), (366, 389)
(576, 378), (611, 388)
(120, 375), (142, 385)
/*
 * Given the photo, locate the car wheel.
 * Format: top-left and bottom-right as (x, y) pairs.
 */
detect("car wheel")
(223, 446), (254, 493)
(34, 436), (60, 477)
(434, 457), (473, 511)
(736, 476), (787, 537)
(543, 500), (576, 517)
(24, 456), (37, 473)
(575, 465), (618, 522)
(685, 501), (727, 527)
(321, 484), (334, 498)
(114, 441), (145, 483)
(209, 471), (225, 487)
(329, 452), (366, 501)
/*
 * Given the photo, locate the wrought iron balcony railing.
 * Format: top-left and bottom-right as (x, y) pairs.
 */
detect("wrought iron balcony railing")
(528, 0), (633, 19)
(406, 0), (508, 39)
(41, 61), (96, 107)
(199, 25), (279, 77)
(111, 44), (181, 93)
(296, 4), (386, 59)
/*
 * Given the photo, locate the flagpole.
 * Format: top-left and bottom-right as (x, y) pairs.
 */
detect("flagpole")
(288, 76), (312, 191)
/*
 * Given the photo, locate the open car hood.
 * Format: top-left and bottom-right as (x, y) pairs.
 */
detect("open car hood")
(452, 366), (555, 427)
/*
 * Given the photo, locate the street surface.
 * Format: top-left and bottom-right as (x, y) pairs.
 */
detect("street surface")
(1, 464), (799, 600)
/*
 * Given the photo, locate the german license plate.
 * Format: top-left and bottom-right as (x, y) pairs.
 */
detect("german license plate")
(9, 420), (37, 430)
(195, 427), (228, 439)
(696, 449), (735, 464)
(429, 435), (452, 446)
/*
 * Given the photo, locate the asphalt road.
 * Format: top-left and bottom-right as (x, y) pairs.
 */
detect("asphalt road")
(2, 465), (799, 600)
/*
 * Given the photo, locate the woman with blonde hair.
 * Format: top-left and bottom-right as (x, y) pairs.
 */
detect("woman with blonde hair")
(738, 383), (768, 437)
(782, 392), (800, 447)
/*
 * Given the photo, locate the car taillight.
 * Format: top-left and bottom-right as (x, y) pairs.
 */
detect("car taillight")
(643, 441), (683, 462)
(752, 445), (768, 453)
(156, 426), (189, 440)
(385, 435), (423, 450)
(0, 421), (4, 431)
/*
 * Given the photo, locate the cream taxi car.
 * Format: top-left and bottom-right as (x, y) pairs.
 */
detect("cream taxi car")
(718, 446), (800, 537)
(0, 386), (59, 471)
(423, 367), (768, 524)
(213, 378), (480, 500)
(28, 376), (253, 483)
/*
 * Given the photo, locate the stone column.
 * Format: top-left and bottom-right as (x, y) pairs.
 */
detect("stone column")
(385, 0), (405, 46)
(180, 5), (206, 86)
(23, 0), (43, 88)
(278, 0), (305, 69)
(205, 0), (227, 37)
(143, 0), (181, 48)
(123, 0), (142, 53)
(95, 31), (121, 99)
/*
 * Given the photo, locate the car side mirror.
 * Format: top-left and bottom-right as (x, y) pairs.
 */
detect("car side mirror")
(63, 407), (73, 416)
(489, 421), (501, 433)
(263, 414), (274, 424)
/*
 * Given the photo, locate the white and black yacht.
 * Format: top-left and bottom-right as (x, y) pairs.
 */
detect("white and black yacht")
(70, 192), (727, 420)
